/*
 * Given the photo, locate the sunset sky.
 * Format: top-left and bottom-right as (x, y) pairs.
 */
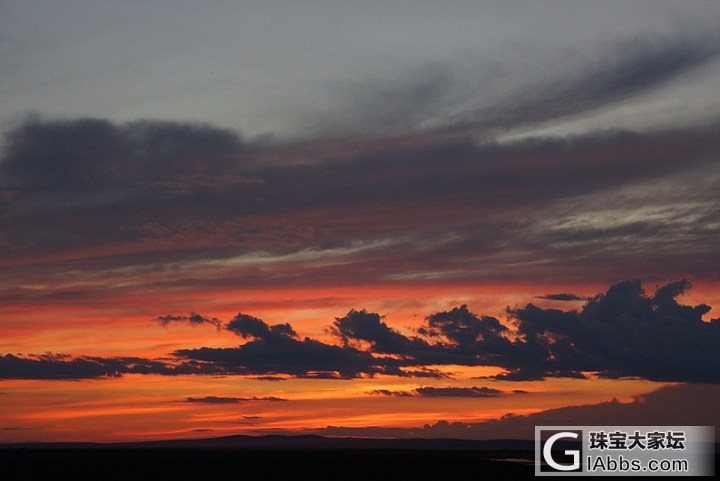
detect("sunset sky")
(1, 1), (720, 443)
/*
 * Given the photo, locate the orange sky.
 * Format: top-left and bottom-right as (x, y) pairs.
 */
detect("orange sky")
(2, 278), (719, 357)
(1, 276), (717, 443)
(2, 3), (720, 442)
(0, 371), (664, 443)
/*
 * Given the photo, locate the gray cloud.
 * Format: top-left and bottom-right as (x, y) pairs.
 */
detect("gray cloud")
(501, 279), (719, 382)
(371, 386), (507, 398)
(311, 30), (720, 135)
(176, 313), (408, 379)
(155, 313), (222, 330)
(0, 353), (123, 380)
(489, 369), (587, 382)
(536, 293), (585, 301)
(0, 352), (229, 380)
(330, 280), (720, 383)
(466, 32), (720, 130)
(331, 309), (417, 354)
(124, 279), (720, 382)
(414, 386), (504, 398)
(3, 2), (720, 140)
(0, 118), (245, 193)
(184, 396), (287, 404)
(369, 389), (414, 398)
(423, 305), (509, 351)
(226, 313), (297, 340)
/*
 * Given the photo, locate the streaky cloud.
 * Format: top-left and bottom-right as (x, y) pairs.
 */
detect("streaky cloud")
(310, 30), (720, 135)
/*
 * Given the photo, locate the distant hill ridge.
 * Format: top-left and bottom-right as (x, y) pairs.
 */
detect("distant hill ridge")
(0, 434), (537, 451)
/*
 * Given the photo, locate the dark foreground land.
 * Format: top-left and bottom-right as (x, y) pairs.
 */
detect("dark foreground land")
(0, 448), (535, 480)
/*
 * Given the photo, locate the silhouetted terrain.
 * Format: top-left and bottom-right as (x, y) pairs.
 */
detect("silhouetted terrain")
(1, 448), (537, 479)
(4, 433), (536, 450)
(3, 435), (716, 479)
(0, 435), (536, 479)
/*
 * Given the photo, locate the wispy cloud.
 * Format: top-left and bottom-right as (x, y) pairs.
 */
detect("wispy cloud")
(309, 30), (720, 135)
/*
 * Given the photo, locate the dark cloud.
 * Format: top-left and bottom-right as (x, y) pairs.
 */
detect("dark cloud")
(653, 278), (692, 303)
(423, 305), (509, 350)
(184, 396), (286, 404)
(177, 313), (405, 379)
(331, 280), (720, 383)
(371, 386), (507, 398)
(1, 280), (717, 382)
(331, 309), (415, 353)
(0, 353), (123, 380)
(186, 396), (242, 404)
(536, 293), (584, 301)
(400, 368), (451, 379)
(0, 118), (245, 193)
(0, 352), (226, 380)
(417, 383), (720, 440)
(310, 384), (720, 441)
(414, 386), (504, 398)
(155, 312), (222, 330)
(503, 279), (720, 382)
(330, 307), (516, 369)
(489, 369), (586, 382)
(370, 389), (414, 398)
(226, 313), (297, 339)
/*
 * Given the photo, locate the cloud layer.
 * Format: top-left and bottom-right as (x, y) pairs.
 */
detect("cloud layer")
(1, 117), (719, 314)
(2, 28), (719, 303)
